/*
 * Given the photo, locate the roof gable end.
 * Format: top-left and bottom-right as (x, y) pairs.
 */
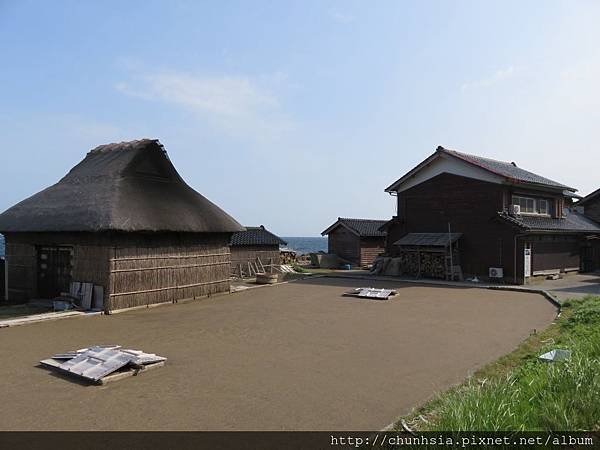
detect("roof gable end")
(385, 146), (576, 193)
(322, 218), (387, 237)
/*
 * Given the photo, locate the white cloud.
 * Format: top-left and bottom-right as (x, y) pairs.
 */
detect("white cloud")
(461, 66), (517, 92)
(330, 9), (355, 24)
(116, 71), (293, 140)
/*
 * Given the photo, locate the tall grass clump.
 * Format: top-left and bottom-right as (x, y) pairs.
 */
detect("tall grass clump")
(427, 296), (600, 431)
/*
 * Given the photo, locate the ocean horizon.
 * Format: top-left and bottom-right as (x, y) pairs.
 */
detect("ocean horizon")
(281, 236), (327, 255)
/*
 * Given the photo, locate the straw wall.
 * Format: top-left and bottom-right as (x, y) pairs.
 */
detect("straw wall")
(230, 245), (280, 272)
(108, 233), (231, 311)
(3, 232), (232, 309)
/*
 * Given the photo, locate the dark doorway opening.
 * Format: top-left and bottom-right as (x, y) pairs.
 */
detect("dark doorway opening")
(581, 242), (600, 273)
(37, 246), (73, 299)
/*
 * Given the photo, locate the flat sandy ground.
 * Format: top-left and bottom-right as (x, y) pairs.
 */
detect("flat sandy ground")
(0, 277), (557, 431)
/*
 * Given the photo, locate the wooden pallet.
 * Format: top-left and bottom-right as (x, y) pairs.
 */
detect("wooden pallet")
(40, 358), (165, 385)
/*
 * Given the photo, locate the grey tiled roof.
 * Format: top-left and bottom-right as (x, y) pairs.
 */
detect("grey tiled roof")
(498, 210), (600, 233)
(442, 148), (574, 190)
(323, 218), (388, 237)
(579, 187), (600, 205)
(393, 232), (462, 247)
(230, 226), (287, 246)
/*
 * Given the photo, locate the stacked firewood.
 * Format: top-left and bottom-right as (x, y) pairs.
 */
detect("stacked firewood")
(280, 250), (297, 265)
(399, 250), (446, 279)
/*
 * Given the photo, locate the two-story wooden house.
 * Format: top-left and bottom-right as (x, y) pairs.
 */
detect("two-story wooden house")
(381, 146), (600, 284)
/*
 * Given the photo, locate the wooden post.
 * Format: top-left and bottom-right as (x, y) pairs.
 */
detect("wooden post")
(3, 257), (8, 302)
(448, 222), (454, 281)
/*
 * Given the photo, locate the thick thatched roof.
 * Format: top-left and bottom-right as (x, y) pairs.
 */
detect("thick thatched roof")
(0, 139), (244, 233)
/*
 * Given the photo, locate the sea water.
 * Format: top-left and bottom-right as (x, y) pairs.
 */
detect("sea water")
(281, 236), (327, 255)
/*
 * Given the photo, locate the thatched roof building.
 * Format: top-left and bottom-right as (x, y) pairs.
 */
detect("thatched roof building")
(0, 139), (243, 311)
(0, 139), (242, 233)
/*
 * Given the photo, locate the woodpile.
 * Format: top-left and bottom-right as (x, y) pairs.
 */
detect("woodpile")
(371, 249), (458, 280)
(280, 249), (297, 265)
(398, 250), (447, 279)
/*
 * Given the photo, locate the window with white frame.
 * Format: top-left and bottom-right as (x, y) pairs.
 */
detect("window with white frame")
(512, 196), (550, 215)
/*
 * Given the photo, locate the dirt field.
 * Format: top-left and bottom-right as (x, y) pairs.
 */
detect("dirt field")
(0, 277), (557, 431)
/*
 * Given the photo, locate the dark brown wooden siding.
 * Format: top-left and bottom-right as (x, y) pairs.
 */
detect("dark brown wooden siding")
(581, 239), (600, 272)
(387, 173), (519, 280)
(359, 237), (385, 267)
(0, 258), (4, 300)
(528, 235), (580, 273)
(584, 196), (600, 224)
(4, 239), (37, 301)
(328, 227), (360, 265)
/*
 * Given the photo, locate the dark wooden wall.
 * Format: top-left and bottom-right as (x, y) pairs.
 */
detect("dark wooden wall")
(584, 196), (600, 223)
(4, 238), (37, 301)
(388, 173), (519, 280)
(328, 227), (360, 265)
(581, 239), (600, 272)
(581, 196), (600, 273)
(359, 237), (385, 267)
(528, 235), (580, 274)
(0, 258), (5, 301)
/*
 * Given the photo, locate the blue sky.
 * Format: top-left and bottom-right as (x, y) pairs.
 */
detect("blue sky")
(1, 1), (599, 235)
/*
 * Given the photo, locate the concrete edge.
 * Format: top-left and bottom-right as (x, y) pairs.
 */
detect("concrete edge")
(108, 290), (232, 315)
(319, 274), (562, 312)
(0, 311), (101, 329)
(487, 286), (562, 309)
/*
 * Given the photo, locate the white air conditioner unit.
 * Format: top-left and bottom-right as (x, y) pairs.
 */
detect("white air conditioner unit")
(489, 267), (504, 278)
(509, 204), (521, 216)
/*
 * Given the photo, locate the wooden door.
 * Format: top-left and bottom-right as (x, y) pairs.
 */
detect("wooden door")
(581, 243), (600, 272)
(37, 246), (73, 299)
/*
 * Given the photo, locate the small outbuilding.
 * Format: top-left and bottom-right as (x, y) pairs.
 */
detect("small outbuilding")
(321, 218), (387, 267)
(0, 139), (244, 311)
(229, 225), (287, 276)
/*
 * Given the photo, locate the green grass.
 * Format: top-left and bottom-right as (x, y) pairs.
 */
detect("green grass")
(0, 303), (53, 320)
(397, 296), (600, 432)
